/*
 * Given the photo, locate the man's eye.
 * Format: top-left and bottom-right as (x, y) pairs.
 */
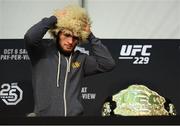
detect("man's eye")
(73, 36), (79, 40)
(64, 33), (71, 37)
(64, 33), (79, 40)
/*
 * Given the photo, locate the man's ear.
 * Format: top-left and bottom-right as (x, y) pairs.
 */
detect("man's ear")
(56, 31), (62, 40)
(57, 31), (62, 36)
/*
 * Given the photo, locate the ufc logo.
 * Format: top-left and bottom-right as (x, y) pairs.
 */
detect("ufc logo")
(120, 45), (152, 56)
(119, 45), (152, 64)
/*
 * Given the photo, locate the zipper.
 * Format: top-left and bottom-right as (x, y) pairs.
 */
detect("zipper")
(63, 55), (72, 116)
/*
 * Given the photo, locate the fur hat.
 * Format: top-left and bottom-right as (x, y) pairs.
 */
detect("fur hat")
(49, 5), (91, 43)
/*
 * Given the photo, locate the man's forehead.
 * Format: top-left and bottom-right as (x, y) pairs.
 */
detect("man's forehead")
(61, 29), (78, 37)
(62, 29), (73, 35)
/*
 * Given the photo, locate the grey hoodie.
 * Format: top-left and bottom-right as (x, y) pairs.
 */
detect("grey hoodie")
(24, 16), (115, 116)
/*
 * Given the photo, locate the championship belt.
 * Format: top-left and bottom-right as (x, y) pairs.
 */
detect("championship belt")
(102, 84), (176, 116)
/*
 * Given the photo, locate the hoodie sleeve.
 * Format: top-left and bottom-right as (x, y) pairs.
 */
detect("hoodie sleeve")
(83, 33), (116, 76)
(24, 16), (57, 62)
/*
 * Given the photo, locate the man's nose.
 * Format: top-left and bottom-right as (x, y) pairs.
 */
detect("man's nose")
(67, 37), (74, 44)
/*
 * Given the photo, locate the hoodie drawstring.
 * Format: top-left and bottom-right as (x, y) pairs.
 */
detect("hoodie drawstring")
(57, 52), (61, 87)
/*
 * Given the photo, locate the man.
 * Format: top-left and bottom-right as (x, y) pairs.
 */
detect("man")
(24, 5), (115, 116)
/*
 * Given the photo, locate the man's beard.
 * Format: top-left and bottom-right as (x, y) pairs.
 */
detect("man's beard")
(56, 42), (75, 57)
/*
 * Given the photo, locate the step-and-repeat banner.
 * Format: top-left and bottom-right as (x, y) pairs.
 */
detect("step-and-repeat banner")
(0, 39), (179, 116)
